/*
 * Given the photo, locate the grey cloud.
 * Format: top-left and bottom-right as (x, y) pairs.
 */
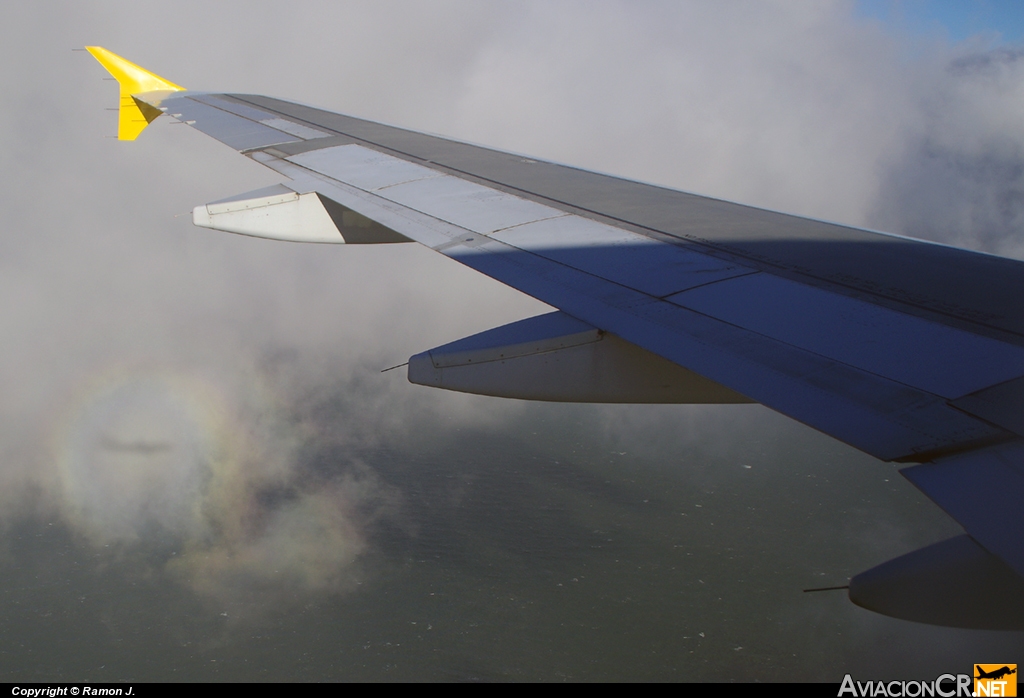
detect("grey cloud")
(871, 47), (1024, 256)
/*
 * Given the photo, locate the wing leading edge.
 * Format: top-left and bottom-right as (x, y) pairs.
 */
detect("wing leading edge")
(86, 47), (1024, 629)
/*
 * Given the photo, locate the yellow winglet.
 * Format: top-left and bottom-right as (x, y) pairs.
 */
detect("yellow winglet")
(85, 46), (185, 141)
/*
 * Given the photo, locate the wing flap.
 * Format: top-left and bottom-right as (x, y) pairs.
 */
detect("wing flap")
(490, 214), (753, 297)
(951, 376), (1024, 438)
(288, 145), (444, 191)
(667, 273), (1024, 399)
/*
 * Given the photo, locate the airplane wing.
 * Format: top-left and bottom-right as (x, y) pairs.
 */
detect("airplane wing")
(85, 47), (1024, 630)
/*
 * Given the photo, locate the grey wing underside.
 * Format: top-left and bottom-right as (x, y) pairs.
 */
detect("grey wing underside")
(139, 90), (1024, 628)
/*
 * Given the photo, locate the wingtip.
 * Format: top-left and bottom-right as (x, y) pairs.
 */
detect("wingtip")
(85, 46), (184, 141)
(84, 46), (185, 93)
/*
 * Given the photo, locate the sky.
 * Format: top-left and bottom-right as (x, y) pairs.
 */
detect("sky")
(858, 0), (1024, 44)
(2, 0), (1024, 682)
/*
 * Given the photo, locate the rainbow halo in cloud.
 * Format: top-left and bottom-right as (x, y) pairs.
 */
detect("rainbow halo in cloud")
(56, 370), (231, 545)
(51, 366), (384, 614)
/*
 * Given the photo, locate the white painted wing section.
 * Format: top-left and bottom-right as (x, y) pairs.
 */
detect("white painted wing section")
(379, 176), (565, 235)
(288, 146), (441, 192)
(190, 94), (280, 122)
(259, 118), (332, 141)
(289, 145), (565, 235)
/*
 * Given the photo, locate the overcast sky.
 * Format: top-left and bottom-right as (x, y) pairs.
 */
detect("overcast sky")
(2, 0), (1024, 681)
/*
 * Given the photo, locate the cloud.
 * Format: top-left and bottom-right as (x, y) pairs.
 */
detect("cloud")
(168, 467), (385, 608)
(870, 47), (1024, 257)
